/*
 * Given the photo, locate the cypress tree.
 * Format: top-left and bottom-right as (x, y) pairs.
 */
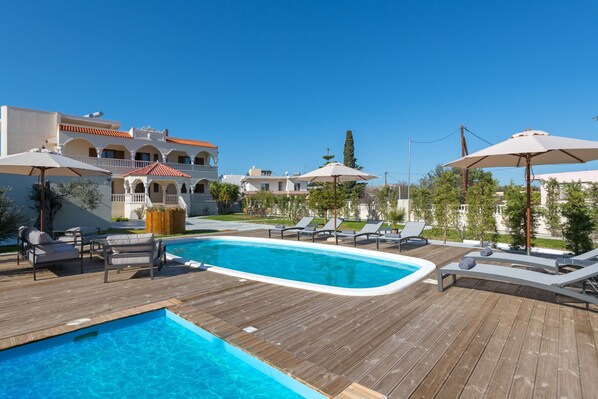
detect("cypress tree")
(343, 130), (356, 168)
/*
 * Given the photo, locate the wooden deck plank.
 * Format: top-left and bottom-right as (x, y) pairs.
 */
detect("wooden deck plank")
(557, 306), (582, 399)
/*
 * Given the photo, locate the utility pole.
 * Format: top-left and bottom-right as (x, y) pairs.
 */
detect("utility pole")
(384, 171), (388, 186)
(460, 125), (469, 199)
(407, 138), (412, 221)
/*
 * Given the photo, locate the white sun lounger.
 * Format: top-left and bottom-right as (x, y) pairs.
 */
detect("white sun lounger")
(438, 261), (598, 307)
(268, 217), (315, 239)
(335, 220), (383, 246)
(465, 247), (598, 274)
(297, 218), (343, 242)
(375, 221), (428, 252)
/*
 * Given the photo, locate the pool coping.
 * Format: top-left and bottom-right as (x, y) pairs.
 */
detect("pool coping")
(164, 235), (437, 296)
(0, 300), (386, 399)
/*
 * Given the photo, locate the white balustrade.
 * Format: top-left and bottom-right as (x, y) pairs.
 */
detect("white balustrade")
(111, 194), (125, 202)
(131, 193), (146, 203)
(68, 156), (217, 174)
(165, 194), (179, 204)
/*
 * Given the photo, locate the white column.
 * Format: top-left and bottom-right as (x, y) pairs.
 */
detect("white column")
(162, 185), (166, 204)
(130, 150), (136, 160)
(144, 182), (150, 205)
(56, 145), (63, 155)
(96, 147), (103, 158)
(161, 152), (167, 163)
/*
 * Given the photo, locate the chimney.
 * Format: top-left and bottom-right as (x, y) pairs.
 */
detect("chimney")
(164, 128), (169, 137)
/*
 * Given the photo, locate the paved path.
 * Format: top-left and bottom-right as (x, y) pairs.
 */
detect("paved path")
(111, 216), (272, 232)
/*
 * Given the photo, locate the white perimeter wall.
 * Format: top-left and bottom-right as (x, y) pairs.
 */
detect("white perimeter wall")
(0, 174), (112, 230)
(1, 106), (58, 157)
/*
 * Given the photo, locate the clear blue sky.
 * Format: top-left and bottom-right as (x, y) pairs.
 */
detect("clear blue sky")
(2, 0), (597, 186)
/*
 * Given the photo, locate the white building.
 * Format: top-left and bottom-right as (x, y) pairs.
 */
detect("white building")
(221, 167), (308, 195)
(0, 105), (219, 222)
(534, 170), (598, 205)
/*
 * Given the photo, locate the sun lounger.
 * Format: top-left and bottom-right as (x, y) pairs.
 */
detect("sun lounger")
(268, 217), (315, 239)
(297, 218), (343, 242)
(465, 247), (598, 274)
(335, 220), (383, 246)
(17, 226), (82, 281)
(102, 233), (163, 283)
(375, 221), (428, 251)
(438, 261), (598, 306)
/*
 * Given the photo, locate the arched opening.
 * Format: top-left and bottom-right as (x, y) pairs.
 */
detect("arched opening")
(134, 183), (145, 193)
(62, 138), (96, 158)
(134, 145), (162, 164)
(194, 151), (216, 166)
(194, 179), (211, 194)
(167, 150), (191, 164)
(166, 183), (178, 194)
(181, 183), (187, 194)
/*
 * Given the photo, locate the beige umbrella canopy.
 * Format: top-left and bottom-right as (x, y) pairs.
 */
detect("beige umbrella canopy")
(298, 162), (378, 228)
(445, 130), (598, 253)
(0, 148), (111, 231)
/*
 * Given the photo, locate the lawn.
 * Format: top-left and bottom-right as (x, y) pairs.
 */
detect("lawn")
(205, 214), (570, 250)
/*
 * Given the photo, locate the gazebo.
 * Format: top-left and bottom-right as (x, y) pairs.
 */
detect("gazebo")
(122, 162), (191, 218)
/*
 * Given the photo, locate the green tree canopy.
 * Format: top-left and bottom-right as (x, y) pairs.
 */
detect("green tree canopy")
(561, 181), (595, 254)
(542, 178), (562, 237)
(465, 170), (498, 246)
(433, 171), (461, 243)
(209, 182), (240, 214)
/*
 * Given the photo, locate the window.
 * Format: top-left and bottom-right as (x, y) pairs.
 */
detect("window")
(195, 183), (205, 194)
(153, 153), (159, 161)
(101, 149), (125, 159)
(153, 183), (159, 193)
(136, 152), (150, 161)
(294, 183), (302, 191)
(178, 156), (191, 164)
(278, 182), (284, 191)
(260, 183), (270, 191)
(194, 157), (205, 165)
(261, 170), (272, 176)
(88, 148), (97, 157)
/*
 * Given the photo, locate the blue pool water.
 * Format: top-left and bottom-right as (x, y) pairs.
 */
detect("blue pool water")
(0, 311), (323, 399)
(168, 239), (419, 288)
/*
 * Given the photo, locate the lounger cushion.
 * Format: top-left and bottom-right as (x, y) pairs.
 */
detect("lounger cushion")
(107, 234), (154, 254)
(58, 235), (93, 245)
(459, 258), (476, 270)
(109, 253), (152, 266)
(66, 226), (98, 236)
(28, 243), (78, 263)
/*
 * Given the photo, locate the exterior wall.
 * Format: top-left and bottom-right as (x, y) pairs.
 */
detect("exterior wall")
(535, 170), (598, 205)
(1, 106), (59, 157)
(242, 177), (307, 193)
(0, 174), (111, 230)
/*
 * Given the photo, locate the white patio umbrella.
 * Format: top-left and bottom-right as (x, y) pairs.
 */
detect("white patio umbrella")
(445, 130), (598, 253)
(0, 148), (111, 231)
(298, 162), (378, 228)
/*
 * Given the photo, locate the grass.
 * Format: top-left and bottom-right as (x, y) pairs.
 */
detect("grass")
(205, 213), (570, 251)
(0, 245), (19, 254)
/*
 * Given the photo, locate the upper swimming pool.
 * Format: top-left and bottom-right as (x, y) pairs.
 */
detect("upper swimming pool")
(167, 236), (436, 296)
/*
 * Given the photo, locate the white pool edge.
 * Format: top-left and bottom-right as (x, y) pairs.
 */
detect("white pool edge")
(165, 235), (436, 296)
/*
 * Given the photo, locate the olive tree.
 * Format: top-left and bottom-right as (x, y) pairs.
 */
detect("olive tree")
(0, 187), (26, 241)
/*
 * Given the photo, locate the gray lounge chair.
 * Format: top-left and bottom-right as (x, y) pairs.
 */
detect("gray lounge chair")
(297, 218), (343, 242)
(465, 247), (598, 274)
(335, 220), (383, 246)
(17, 226), (82, 281)
(102, 233), (163, 283)
(268, 217), (315, 239)
(438, 261), (598, 306)
(376, 221), (428, 251)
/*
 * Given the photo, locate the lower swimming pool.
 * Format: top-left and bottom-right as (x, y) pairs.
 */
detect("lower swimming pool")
(0, 310), (324, 399)
(167, 236), (436, 296)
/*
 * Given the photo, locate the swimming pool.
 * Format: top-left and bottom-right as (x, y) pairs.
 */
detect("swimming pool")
(0, 310), (324, 399)
(167, 236), (436, 296)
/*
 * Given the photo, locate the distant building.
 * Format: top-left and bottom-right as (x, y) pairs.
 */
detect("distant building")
(220, 167), (308, 195)
(0, 105), (219, 221)
(534, 170), (598, 205)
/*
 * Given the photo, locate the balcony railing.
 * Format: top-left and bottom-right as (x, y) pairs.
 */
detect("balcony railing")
(68, 156), (217, 175)
(165, 194), (179, 204)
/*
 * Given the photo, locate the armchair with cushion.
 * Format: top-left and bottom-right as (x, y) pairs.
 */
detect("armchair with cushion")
(53, 226), (101, 259)
(102, 233), (163, 283)
(17, 226), (82, 280)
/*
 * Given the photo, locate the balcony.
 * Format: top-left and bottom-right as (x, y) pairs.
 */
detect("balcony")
(69, 156), (218, 177)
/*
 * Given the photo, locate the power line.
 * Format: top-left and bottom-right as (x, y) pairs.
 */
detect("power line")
(463, 127), (494, 146)
(410, 128), (460, 144)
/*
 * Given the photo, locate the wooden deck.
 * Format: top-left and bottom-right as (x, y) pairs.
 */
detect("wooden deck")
(1, 230), (597, 398)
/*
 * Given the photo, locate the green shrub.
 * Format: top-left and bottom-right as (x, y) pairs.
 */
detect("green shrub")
(561, 182), (594, 254)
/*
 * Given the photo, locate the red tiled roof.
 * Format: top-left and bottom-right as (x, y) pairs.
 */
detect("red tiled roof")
(123, 162), (191, 178)
(166, 137), (217, 148)
(60, 124), (132, 139)
(61, 124), (216, 148)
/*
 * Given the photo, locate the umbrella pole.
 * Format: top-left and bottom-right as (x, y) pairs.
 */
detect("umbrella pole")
(333, 176), (337, 230)
(526, 156), (531, 256)
(40, 169), (45, 232)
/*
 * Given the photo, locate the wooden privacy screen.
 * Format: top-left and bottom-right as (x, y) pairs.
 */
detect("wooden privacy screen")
(146, 208), (186, 235)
